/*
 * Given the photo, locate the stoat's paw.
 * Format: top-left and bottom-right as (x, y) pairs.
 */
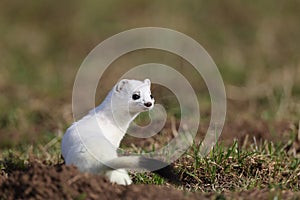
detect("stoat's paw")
(106, 169), (132, 185)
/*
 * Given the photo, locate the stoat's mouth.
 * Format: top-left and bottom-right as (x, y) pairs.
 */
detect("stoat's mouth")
(143, 107), (150, 111)
(143, 106), (153, 111)
(142, 106), (152, 111)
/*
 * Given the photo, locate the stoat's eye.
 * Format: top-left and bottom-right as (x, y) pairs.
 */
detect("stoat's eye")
(132, 94), (140, 100)
(150, 94), (154, 99)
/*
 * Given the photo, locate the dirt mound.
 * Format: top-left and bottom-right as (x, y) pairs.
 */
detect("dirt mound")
(0, 162), (205, 200)
(226, 188), (300, 200)
(1, 162), (299, 199)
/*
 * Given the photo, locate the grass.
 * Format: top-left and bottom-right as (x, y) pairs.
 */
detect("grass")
(1, 135), (300, 194)
(0, 0), (300, 198)
(132, 138), (300, 193)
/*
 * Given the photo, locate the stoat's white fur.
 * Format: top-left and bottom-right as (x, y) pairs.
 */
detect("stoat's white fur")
(61, 79), (155, 185)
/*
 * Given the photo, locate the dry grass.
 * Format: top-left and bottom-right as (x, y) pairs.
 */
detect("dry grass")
(0, 0), (300, 198)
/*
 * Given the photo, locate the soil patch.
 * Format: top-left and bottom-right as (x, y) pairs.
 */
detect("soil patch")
(0, 162), (205, 200)
(1, 162), (299, 200)
(122, 119), (295, 151)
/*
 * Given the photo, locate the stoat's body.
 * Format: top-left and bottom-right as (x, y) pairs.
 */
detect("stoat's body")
(62, 79), (164, 185)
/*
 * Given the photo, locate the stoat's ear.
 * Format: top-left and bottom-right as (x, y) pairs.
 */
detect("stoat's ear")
(115, 79), (128, 92)
(144, 78), (151, 86)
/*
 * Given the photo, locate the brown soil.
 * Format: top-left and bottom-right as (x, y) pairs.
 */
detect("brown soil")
(0, 120), (298, 199)
(122, 119), (295, 151)
(1, 162), (299, 200)
(220, 119), (294, 146)
(0, 162), (206, 200)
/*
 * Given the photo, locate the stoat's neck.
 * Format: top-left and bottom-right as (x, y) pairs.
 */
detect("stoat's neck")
(103, 108), (138, 132)
(95, 90), (139, 134)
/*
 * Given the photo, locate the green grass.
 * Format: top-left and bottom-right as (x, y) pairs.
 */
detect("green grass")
(0, 0), (300, 198)
(0, 134), (63, 169)
(126, 139), (300, 192)
(0, 128), (299, 196)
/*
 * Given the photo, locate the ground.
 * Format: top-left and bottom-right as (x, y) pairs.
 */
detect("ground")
(1, 1), (300, 199)
(0, 156), (299, 200)
(1, 119), (299, 199)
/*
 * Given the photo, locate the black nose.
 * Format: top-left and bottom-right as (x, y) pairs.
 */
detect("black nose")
(144, 102), (152, 107)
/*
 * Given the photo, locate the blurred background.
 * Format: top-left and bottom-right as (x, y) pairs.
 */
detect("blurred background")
(0, 0), (299, 149)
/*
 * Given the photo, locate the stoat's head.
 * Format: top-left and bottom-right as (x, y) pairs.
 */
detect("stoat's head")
(114, 78), (155, 113)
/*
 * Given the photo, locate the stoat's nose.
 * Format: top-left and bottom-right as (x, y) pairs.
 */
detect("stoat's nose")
(144, 102), (152, 107)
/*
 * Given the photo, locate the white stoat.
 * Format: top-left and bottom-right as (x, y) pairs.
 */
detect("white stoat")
(61, 79), (177, 185)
